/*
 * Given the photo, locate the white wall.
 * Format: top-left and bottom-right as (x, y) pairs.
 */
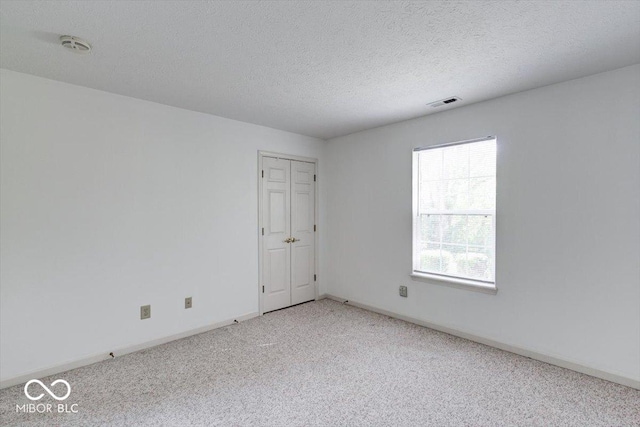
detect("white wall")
(2, 64), (639, 386)
(0, 69), (327, 382)
(325, 64), (640, 382)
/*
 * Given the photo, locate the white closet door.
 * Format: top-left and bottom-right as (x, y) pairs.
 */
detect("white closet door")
(290, 160), (316, 305)
(262, 157), (292, 313)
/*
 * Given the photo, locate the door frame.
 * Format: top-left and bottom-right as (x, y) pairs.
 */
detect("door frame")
(258, 151), (319, 316)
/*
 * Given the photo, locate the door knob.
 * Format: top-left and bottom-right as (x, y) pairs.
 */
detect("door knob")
(284, 237), (293, 243)
(291, 238), (300, 243)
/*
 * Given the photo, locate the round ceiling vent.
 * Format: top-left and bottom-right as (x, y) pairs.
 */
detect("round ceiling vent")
(59, 36), (91, 53)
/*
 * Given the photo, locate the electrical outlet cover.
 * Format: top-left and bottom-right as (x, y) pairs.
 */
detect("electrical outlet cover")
(140, 305), (151, 319)
(399, 286), (408, 297)
(185, 297), (192, 309)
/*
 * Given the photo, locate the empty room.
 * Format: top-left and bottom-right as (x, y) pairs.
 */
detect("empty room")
(1, 1), (639, 426)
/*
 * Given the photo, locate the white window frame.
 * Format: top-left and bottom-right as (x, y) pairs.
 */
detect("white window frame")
(411, 136), (497, 294)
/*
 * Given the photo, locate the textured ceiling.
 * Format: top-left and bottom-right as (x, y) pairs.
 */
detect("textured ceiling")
(1, 1), (639, 139)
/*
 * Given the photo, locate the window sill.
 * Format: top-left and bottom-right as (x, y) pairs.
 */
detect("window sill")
(410, 272), (498, 295)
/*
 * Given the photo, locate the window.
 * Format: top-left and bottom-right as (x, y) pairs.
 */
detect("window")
(412, 137), (496, 289)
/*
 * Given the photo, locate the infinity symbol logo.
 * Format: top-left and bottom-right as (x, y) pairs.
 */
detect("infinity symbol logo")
(24, 379), (71, 401)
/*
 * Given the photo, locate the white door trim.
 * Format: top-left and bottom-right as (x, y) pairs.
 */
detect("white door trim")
(258, 151), (319, 316)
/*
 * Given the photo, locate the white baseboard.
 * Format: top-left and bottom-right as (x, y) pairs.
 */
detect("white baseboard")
(0, 311), (259, 390)
(5, 296), (637, 391)
(321, 294), (640, 390)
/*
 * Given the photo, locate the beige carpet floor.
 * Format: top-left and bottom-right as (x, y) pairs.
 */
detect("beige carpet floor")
(1, 299), (639, 426)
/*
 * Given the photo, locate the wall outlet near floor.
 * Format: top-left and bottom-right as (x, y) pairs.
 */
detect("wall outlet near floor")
(140, 305), (151, 319)
(399, 286), (408, 298)
(185, 297), (192, 309)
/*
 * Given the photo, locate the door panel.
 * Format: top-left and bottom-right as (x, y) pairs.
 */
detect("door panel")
(269, 191), (286, 233)
(295, 192), (310, 232)
(294, 245), (311, 288)
(266, 248), (287, 293)
(290, 160), (316, 305)
(262, 157), (291, 312)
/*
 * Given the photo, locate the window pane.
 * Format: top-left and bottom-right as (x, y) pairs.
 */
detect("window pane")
(419, 180), (444, 211)
(441, 215), (468, 245)
(466, 247), (493, 281)
(467, 215), (493, 246)
(419, 214), (441, 243)
(419, 243), (442, 272)
(469, 177), (496, 210)
(441, 244), (463, 275)
(443, 145), (469, 179)
(444, 179), (468, 210)
(469, 140), (497, 178)
(420, 149), (443, 181)
(454, 252), (470, 277)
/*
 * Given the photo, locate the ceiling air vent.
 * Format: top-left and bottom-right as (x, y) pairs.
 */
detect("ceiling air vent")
(59, 36), (91, 53)
(428, 97), (461, 108)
